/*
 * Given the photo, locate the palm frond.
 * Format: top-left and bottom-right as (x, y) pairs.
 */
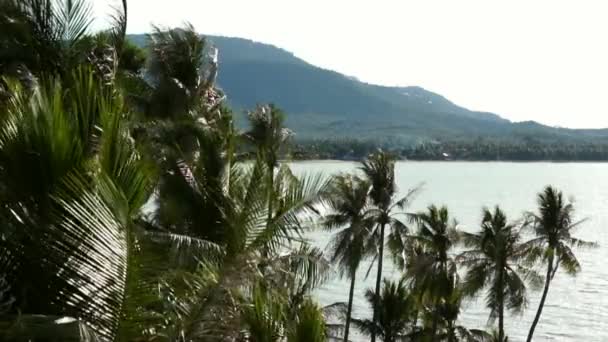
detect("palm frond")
(287, 299), (327, 342)
(57, 0), (93, 45)
(0, 314), (100, 341)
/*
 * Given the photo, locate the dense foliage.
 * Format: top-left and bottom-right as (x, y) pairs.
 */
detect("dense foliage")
(0, 1), (599, 342)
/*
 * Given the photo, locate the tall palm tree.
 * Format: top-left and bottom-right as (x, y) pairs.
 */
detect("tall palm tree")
(405, 205), (460, 342)
(243, 104), (293, 259)
(129, 24), (226, 162)
(458, 206), (539, 342)
(353, 279), (416, 342)
(142, 24), (210, 121)
(324, 173), (375, 342)
(131, 24), (237, 247)
(244, 104), (292, 174)
(524, 186), (597, 342)
(360, 150), (418, 342)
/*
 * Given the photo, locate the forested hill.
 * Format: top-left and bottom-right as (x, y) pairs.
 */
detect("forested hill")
(128, 34), (608, 145)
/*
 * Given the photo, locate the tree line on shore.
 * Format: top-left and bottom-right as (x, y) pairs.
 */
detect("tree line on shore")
(294, 139), (608, 161)
(0, 1), (597, 341)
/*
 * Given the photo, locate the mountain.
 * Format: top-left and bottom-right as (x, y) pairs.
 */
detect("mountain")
(128, 34), (608, 144)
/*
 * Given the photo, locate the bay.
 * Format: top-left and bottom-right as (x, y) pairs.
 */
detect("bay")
(290, 161), (608, 342)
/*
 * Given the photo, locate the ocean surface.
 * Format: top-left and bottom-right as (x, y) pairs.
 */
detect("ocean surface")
(290, 161), (608, 342)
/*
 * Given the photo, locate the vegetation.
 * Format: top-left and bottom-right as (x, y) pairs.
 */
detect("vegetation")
(323, 174), (374, 342)
(353, 279), (416, 342)
(129, 34), (608, 151)
(293, 139), (608, 161)
(522, 187), (596, 342)
(458, 207), (539, 341)
(0, 1), (599, 341)
(0, 1), (330, 341)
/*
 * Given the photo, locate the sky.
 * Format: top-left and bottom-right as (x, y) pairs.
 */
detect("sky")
(94, 0), (608, 128)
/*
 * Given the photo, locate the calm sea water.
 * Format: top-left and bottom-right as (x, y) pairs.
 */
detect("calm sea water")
(290, 161), (608, 342)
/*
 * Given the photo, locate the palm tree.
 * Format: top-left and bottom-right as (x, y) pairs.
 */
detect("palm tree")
(353, 279), (416, 342)
(324, 173), (375, 341)
(524, 186), (597, 342)
(241, 284), (286, 342)
(240, 286), (328, 342)
(360, 150), (418, 342)
(0, 69), (156, 340)
(287, 298), (328, 342)
(148, 157), (331, 339)
(142, 24), (211, 121)
(430, 285), (492, 342)
(458, 206), (539, 341)
(128, 24), (227, 161)
(244, 104), (292, 173)
(405, 205), (460, 341)
(0, 0), (93, 76)
(131, 24), (238, 246)
(244, 104), (293, 247)
(0, 0), (129, 81)
(0, 6), (336, 338)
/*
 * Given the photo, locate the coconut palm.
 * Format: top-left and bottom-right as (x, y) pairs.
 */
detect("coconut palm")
(287, 298), (328, 342)
(128, 24), (226, 162)
(458, 206), (540, 341)
(524, 186), (597, 342)
(131, 24), (237, 246)
(239, 285), (328, 342)
(241, 284), (286, 342)
(144, 156), (331, 339)
(353, 279), (416, 342)
(0, 0), (93, 76)
(0, 69), (156, 340)
(405, 205), (460, 341)
(324, 173), (375, 341)
(140, 24), (214, 121)
(0, 0), (129, 81)
(0, 6), (335, 338)
(244, 104), (293, 173)
(243, 104), (293, 250)
(430, 286), (492, 342)
(360, 150), (418, 342)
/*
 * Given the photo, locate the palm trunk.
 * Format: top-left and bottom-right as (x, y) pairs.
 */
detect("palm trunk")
(447, 319), (456, 342)
(498, 300), (505, 342)
(266, 165), (274, 227)
(370, 222), (386, 342)
(526, 255), (554, 342)
(412, 308), (419, 330)
(344, 272), (356, 342)
(263, 163), (274, 258)
(498, 269), (505, 342)
(430, 311), (439, 342)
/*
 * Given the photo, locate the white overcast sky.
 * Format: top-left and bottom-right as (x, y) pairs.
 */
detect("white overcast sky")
(94, 0), (608, 128)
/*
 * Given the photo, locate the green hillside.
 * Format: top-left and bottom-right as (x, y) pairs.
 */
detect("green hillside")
(128, 34), (608, 144)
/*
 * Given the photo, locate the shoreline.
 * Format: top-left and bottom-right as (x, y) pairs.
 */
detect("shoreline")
(289, 158), (608, 163)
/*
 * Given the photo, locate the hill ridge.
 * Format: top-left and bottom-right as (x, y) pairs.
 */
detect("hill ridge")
(128, 33), (608, 144)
